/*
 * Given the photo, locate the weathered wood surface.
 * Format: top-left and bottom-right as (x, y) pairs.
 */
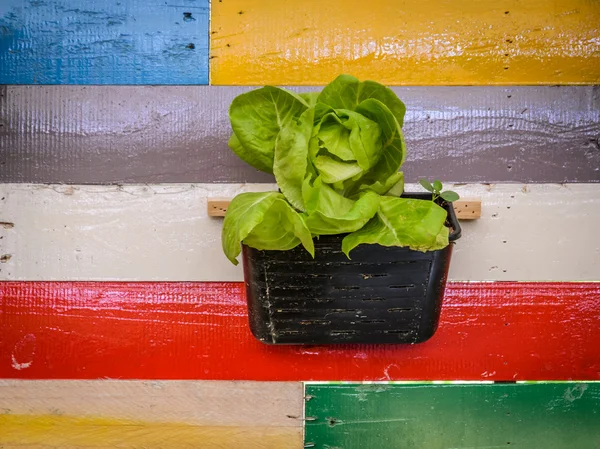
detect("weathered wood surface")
(305, 383), (600, 449)
(0, 0), (209, 84)
(211, 0), (600, 85)
(0, 380), (303, 448)
(1, 86), (598, 183)
(1, 282), (598, 381)
(1, 183), (598, 281)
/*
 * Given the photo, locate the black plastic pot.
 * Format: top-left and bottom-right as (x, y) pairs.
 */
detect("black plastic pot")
(242, 192), (461, 345)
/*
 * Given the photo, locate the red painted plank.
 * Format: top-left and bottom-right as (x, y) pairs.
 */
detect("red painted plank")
(1, 282), (598, 380)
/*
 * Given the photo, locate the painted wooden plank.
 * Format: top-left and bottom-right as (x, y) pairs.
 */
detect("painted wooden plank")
(211, 0), (600, 85)
(1, 282), (598, 381)
(1, 86), (598, 183)
(304, 383), (600, 449)
(0, 380), (303, 448)
(1, 183), (599, 282)
(0, 0), (209, 84)
(207, 197), (482, 220)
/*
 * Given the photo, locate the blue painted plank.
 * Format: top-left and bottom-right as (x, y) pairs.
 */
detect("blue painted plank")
(0, 0), (209, 84)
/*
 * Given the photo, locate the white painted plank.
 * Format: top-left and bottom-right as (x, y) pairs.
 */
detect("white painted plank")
(1, 183), (598, 281)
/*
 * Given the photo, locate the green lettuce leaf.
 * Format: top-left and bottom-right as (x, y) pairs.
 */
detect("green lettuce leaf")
(222, 192), (314, 265)
(341, 196), (449, 257)
(316, 74), (406, 127)
(223, 75), (451, 265)
(314, 156), (363, 184)
(357, 171), (404, 197)
(315, 109), (382, 171)
(273, 108), (314, 211)
(228, 86), (308, 174)
(355, 98), (406, 182)
(299, 92), (320, 107)
(340, 110), (382, 171)
(303, 177), (380, 235)
(317, 112), (355, 161)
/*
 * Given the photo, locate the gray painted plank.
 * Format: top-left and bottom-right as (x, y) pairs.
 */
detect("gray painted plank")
(1, 85), (599, 183)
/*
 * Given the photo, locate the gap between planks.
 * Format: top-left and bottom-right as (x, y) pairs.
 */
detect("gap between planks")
(208, 197), (482, 220)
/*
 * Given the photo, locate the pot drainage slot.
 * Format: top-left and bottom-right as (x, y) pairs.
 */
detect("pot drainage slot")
(299, 320), (331, 326)
(278, 330), (303, 336)
(361, 273), (389, 279)
(324, 309), (359, 317)
(360, 319), (386, 324)
(383, 330), (412, 335)
(388, 307), (412, 312)
(333, 285), (360, 291)
(388, 284), (415, 289)
(275, 308), (302, 313)
(329, 330), (357, 336)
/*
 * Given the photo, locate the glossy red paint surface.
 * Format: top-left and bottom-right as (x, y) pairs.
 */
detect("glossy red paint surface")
(1, 282), (598, 380)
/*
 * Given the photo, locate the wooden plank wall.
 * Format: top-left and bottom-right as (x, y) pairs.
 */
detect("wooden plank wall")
(1, 0), (599, 447)
(304, 383), (600, 448)
(0, 380), (303, 447)
(1, 183), (599, 282)
(1, 86), (599, 183)
(0, 0), (210, 84)
(2, 282), (598, 381)
(211, 0), (600, 85)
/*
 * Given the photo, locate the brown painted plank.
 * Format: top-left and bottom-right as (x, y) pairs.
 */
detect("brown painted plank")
(0, 85), (599, 183)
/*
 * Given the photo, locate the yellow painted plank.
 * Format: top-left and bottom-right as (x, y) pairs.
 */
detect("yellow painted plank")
(0, 416), (298, 448)
(211, 0), (600, 85)
(0, 380), (303, 449)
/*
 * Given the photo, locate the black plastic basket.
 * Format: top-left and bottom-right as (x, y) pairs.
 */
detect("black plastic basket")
(242, 192), (461, 345)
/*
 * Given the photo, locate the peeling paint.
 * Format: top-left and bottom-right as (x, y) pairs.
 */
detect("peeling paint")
(0, 0), (209, 84)
(564, 384), (588, 402)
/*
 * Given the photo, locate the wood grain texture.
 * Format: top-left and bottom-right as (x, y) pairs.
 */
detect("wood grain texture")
(211, 0), (600, 85)
(0, 0), (209, 84)
(1, 183), (599, 282)
(304, 383), (600, 449)
(1, 282), (598, 381)
(453, 198), (481, 220)
(207, 198), (482, 219)
(0, 380), (302, 448)
(1, 86), (599, 183)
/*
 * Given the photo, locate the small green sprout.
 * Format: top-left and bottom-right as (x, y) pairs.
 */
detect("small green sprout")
(419, 179), (460, 203)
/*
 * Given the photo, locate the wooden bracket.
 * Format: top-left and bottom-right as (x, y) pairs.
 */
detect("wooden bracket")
(208, 198), (482, 220)
(451, 198), (482, 220)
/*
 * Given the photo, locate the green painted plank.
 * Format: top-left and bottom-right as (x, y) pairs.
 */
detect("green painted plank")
(304, 383), (600, 449)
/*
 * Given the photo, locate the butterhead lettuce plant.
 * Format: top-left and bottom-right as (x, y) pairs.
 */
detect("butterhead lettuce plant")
(222, 75), (457, 265)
